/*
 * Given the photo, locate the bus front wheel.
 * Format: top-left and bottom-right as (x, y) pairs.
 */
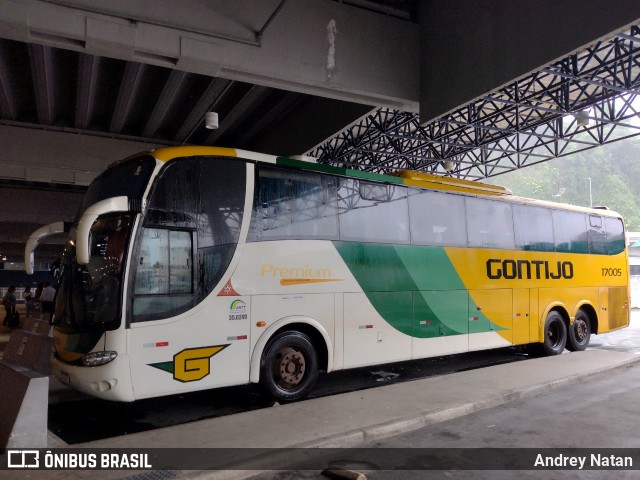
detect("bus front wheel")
(566, 308), (591, 352)
(260, 331), (319, 403)
(542, 311), (567, 356)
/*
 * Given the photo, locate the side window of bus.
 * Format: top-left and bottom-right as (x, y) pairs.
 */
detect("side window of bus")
(552, 211), (588, 253)
(338, 179), (410, 244)
(133, 157), (246, 321)
(513, 205), (554, 252)
(587, 215), (607, 254)
(408, 189), (467, 246)
(133, 228), (194, 321)
(249, 167), (339, 241)
(605, 217), (625, 255)
(465, 198), (515, 249)
(197, 159), (247, 297)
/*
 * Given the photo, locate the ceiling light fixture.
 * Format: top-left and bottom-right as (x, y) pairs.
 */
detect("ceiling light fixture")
(205, 112), (219, 130)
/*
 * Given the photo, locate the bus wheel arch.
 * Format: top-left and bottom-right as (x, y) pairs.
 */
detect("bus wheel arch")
(258, 327), (322, 402)
(271, 322), (330, 373)
(567, 305), (595, 352)
(541, 308), (568, 356)
(250, 317), (331, 384)
(575, 303), (598, 335)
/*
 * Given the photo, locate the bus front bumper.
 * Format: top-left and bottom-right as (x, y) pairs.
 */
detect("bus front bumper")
(52, 354), (135, 402)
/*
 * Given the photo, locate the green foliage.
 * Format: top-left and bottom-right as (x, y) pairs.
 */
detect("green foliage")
(493, 140), (640, 230)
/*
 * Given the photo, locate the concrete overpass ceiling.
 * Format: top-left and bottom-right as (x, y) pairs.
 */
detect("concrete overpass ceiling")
(0, 0), (418, 267)
(0, 36), (373, 153)
(0, 0), (420, 180)
(0, 37), (370, 265)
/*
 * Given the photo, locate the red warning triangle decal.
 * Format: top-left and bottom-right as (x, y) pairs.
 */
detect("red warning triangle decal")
(218, 279), (240, 296)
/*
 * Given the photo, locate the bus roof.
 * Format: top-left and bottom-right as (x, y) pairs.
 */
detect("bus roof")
(144, 146), (622, 219)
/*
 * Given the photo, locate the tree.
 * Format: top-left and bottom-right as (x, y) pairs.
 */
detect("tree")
(494, 143), (640, 230)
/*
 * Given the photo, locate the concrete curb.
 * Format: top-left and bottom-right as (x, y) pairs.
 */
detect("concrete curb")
(184, 353), (640, 480)
(303, 353), (640, 449)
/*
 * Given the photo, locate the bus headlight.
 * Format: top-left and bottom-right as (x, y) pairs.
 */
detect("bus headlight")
(81, 351), (117, 366)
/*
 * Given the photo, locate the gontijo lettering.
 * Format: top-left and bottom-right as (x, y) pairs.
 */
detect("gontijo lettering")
(487, 259), (574, 280)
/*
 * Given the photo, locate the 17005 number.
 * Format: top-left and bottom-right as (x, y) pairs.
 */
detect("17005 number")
(602, 268), (622, 276)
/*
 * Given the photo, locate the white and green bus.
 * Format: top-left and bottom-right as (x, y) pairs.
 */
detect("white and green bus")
(28, 146), (629, 402)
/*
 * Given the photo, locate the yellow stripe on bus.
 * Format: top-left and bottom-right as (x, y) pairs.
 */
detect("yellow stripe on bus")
(151, 146), (238, 162)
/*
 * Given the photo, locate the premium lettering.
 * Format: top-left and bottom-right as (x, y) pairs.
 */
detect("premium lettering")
(260, 263), (332, 278)
(486, 259), (573, 280)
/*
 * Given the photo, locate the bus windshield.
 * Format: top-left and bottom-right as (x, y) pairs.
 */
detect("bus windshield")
(55, 214), (134, 332)
(53, 155), (156, 332)
(80, 155), (156, 215)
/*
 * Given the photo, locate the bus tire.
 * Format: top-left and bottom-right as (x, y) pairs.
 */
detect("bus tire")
(566, 308), (591, 352)
(542, 311), (567, 356)
(260, 331), (319, 403)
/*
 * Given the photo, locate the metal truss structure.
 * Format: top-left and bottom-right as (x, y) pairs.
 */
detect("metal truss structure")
(310, 25), (640, 180)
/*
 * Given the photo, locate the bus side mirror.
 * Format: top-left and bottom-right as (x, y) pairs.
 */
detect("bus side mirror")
(76, 196), (130, 265)
(24, 221), (70, 275)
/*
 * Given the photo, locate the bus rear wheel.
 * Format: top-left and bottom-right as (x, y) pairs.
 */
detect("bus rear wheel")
(566, 308), (591, 351)
(260, 331), (319, 403)
(542, 311), (567, 356)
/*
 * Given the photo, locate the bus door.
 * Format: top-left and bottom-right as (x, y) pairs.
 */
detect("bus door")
(126, 226), (250, 399)
(599, 286), (630, 331)
(598, 287), (611, 332)
(468, 289), (513, 350)
(512, 288), (530, 345)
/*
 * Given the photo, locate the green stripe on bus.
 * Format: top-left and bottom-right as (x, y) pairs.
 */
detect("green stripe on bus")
(414, 290), (469, 337)
(333, 242), (502, 338)
(275, 157), (403, 184)
(149, 361), (174, 374)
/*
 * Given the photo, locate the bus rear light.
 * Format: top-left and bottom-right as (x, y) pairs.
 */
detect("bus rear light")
(81, 351), (117, 366)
